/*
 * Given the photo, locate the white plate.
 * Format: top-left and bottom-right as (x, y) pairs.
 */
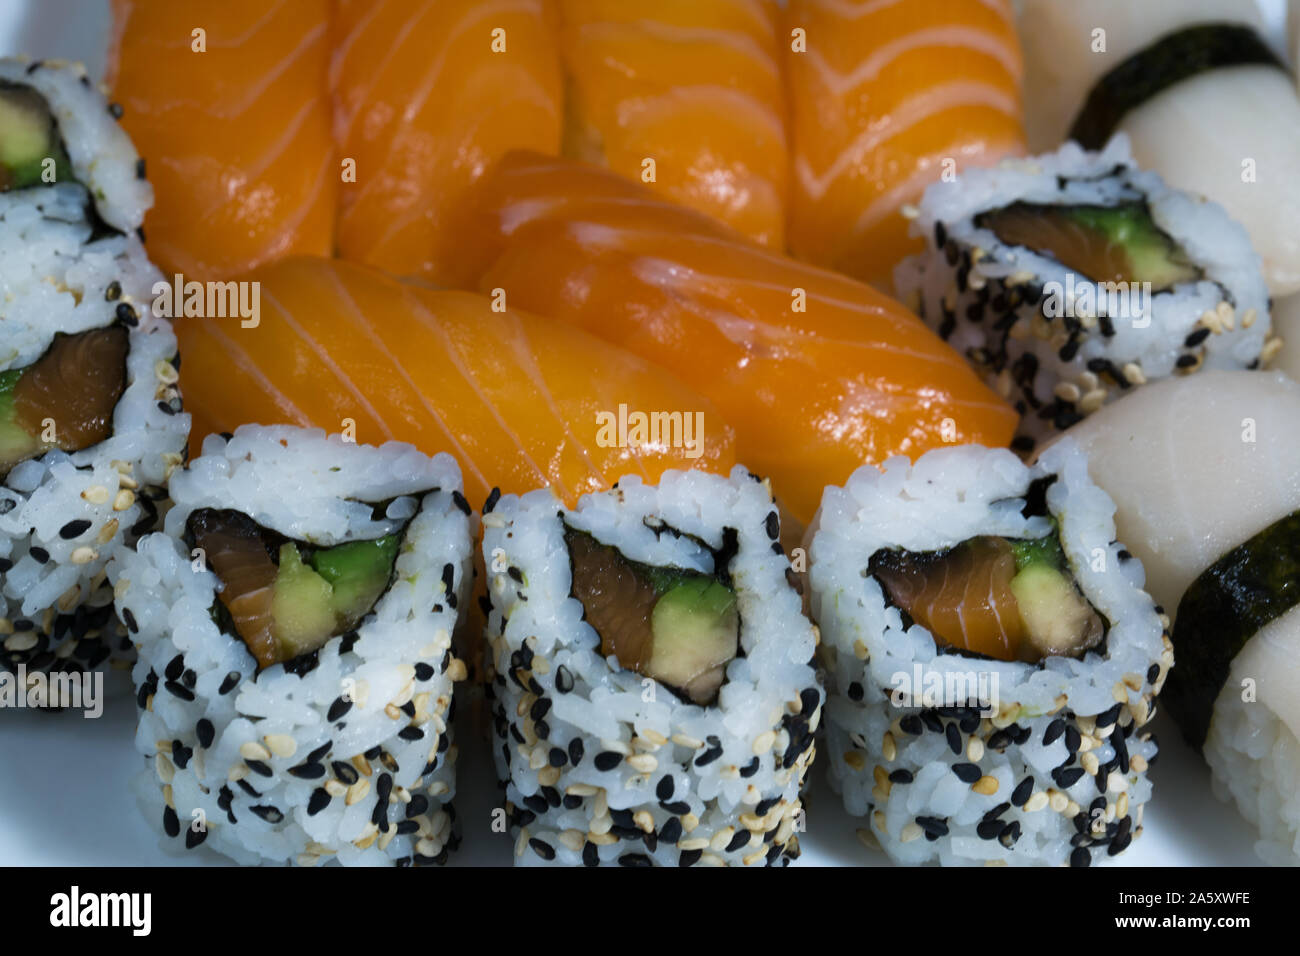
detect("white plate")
(0, 0), (1285, 867)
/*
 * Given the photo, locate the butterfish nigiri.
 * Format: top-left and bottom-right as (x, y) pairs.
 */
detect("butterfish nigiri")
(557, 0), (788, 247)
(107, 0), (336, 279)
(784, 0), (1026, 287)
(463, 152), (1018, 524)
(173, 256), (735, 508)
(331, 0), (563, 286)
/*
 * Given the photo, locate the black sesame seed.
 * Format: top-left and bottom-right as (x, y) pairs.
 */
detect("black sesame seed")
(582, 841), (600, 866)
(739, 757), (760, 778)
(1175, 353), (1199, 369)
(661, 800), (690, 815)
(764, 512), (780, 540)
(184, 826), (207, 849)
(659, 817), (683, 844)
(163, 680), (194, 701)
(1070, 846), (1092, 868)
(915, 816), (949, 837)
(1065, 725), (1082, 753)
(618, 853), (653, 867)
(250, 805), (283, 824)
(288, 762), (326, 779)
(725, 830), (750, 853)
(1011, 776), (1034, 807)
(307, 789), (331, 815)
(1054, 766), (1086, 788)
(327, 697), (352, 722)
(888, 769), (914, 784)
(549, 747), (568, 768)
(568, 738), (584, 766)
(451, 491), (471, 515)
(483, 486), (502, 514)
(1043, 718), (1066, 746)
(945, 723), (962, 755)
(115, 303), (138, 326)
(245, 759), (273, 777)
(164, 654), (185, 682)
(397, 726), (424, 741)
(899, 715), (923, 735)
(952, 763), (981, 784)
(162, 805), (180, 837)
(847, 682), (864, 702)
(694, 744), (723, 767)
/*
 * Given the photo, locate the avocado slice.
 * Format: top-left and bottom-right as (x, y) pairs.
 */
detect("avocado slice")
(564, 526), (739, 706)
(308, 534), (402, 631)
(0, 80), (73, 191)
(1010, 562), (1104, 658)
(974, 200), (1202, 292)
(188, 508), (403, 670)
(648, 577), (738, 704)
(0, 326), (129, 479)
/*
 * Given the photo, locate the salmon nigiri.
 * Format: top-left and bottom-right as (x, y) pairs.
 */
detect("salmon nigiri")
(463, 152), (1018, 524)
(784, 0), (1026, 287)
(107, 1), (336, 279)
(331, 0), (563, 286)
(174, 256), (735, 508)
(557, 0), (788, 247)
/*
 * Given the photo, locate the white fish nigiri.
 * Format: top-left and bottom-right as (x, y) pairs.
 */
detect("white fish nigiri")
(1019, 0), (1300, 297)
(1051, 369), (1300, 864)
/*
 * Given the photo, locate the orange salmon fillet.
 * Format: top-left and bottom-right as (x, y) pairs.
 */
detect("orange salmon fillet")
(175, 256), (736, 509)
(107, 0), (337, 279)
(558, 0), (788, 247)
(331, 0), (563, 286)
(463, 152), (1018, 523)
(784, 0), (1026, 287)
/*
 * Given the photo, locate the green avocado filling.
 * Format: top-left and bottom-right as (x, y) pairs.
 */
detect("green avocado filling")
(0, 80), (74, 191)
(564, 526), (739, 706)
(188, 508), (403, 670)
(974, 200), (1203, 292)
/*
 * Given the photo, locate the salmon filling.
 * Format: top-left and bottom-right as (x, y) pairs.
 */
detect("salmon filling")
(975, 200), (1202, 291)
(0, 325), (129, 478)
(869, 527), (1104, 663)
(188, 508), (402, 670)
(565, 526), (739, 706)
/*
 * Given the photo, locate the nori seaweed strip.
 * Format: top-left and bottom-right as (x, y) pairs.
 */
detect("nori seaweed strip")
(1165, 509), (1300, 751)
(1070, 24), (1288, 150)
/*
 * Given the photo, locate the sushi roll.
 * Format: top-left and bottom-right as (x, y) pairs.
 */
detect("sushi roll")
(1059, 370), (1300, 864)
(807, 440), (1171, 866)
(481, 468), (822, 866)
(1, 59), (188, 680)
(1018, 0), (1300, 296)
(894, 137), (1273, 454)
(110, 427), (472, 866)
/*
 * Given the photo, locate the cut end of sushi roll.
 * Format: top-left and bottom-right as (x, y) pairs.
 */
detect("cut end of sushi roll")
(807, 441), (1170, 866)
(482, 467), (822, 867)
(894, 136), (1272, 455)
(111, 427), (473, 866)
(1, 59), (187, 680)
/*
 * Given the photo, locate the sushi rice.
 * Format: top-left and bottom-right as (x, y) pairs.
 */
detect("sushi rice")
(1, 58), (188, 680)
(807, 440), (1171, 866)
(482, 467), (822, 867)
(894, 136), (1271, 453)
(110, 427), (473, 866)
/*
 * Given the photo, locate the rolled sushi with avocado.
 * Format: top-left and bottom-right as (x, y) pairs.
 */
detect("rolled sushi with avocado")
(893, 136), (1273, 456)
(1, 58), (188, 680)
(807, 440), (1171, 866)
(482, 468), (822, 867)
(109, 427), (472, 866)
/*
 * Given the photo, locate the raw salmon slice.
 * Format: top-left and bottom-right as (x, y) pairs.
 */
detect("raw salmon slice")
(463, 151), (1018, 524)
(331, 0), (563, 286)
(558, 0), (788, 247)
(108, 0), (337, 279)
(784, 0), (1026, 287)
(174, 256), (736, 509)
